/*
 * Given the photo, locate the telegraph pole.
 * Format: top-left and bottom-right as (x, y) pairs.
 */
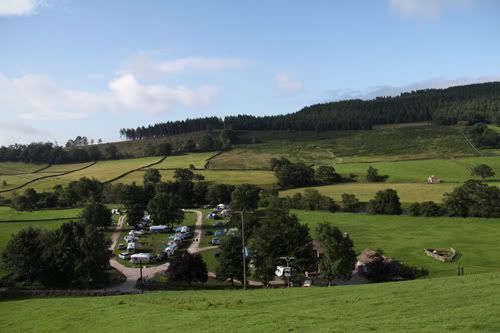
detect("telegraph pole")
(241, 211), (247, 290)
(139, 261), (144, 294)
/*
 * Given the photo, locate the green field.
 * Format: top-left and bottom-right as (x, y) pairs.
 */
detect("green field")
(334, 156), (500, 183)
(0, 162), (48, 175)
(281, 182), (458, 203)
(0, 207), (80, 222)
(145, 152), (218, 169)
(115, 169), (277, 187)
(207, 124), (480, 169)
(295, 210), (500, 277)
(1, 272), (500, 332)
(41, 162), (95, 173)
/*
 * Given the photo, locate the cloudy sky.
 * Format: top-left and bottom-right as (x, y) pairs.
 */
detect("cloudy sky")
(0, 0), (499, 145)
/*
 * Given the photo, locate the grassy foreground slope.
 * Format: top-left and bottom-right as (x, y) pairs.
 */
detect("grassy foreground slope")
(2, 273), (500, 332)
(296, 211), (500, 277)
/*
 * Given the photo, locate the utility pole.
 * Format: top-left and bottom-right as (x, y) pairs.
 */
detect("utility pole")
(240, 211), (247, 290)
(139, 261), (144, 294)
(233, 210), (247, 290)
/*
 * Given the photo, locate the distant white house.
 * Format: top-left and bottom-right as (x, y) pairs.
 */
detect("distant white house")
(427, 175), (441, 184)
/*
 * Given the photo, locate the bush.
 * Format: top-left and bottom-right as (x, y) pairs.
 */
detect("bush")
(367, 189), (402, 215)
(341, 193), (361, 212)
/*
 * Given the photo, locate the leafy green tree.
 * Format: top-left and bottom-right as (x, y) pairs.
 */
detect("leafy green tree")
(216, 233), (246, 286)
(105, 144), (117, 159)
(199, 135), (216, 151)
(419, 201), (443, 216)
(444, 180), (500, 217)
(471, 164), (495, 180)
(300, 189), (337, 211)
(408, 202), (421, 216)
(366, 166), (380, 182)
(147, 191), (183, 227)
(156, 142), (172, 155)
(126, 204), (145, 227)
(173, 168), (194, 183)
(167, 252), (208, 283)
(80, 199), (112, 228)
(341, 193), (361, 212)
(230, 184), (261, 211)
(367, 189), (402, 215)
(250, 201), (312, 286)
(315, 166), (341, 184)
(41, 222), (109, 288)
(143, 168), (161, 200)
(2, 227), (45, 284)
(275, 162), (315, 188)
(207, 184), (236, 204)
(315, 223), (356, 285)
(219, 129), (238, 145)
(193, 182), (208, 206)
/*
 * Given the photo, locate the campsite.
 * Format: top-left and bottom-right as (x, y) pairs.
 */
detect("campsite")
(2, 1), (500, 331)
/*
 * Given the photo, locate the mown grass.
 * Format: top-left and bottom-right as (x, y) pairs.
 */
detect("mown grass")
(145, 152), (218, 170)
(1, 272), (500, 332)
(0, 162), (47, 174)
(41, 162), (95, 173)
(281, 182), (458, 203)
(115, 169), (277, 187)
(294, 210), (500, 277)
(0, 207), (80, 222)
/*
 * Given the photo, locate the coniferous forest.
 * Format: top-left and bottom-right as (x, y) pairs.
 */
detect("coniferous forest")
(121, 82), (500, 140)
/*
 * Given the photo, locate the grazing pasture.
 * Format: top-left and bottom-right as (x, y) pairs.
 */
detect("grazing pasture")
(281, 182), (457, 203)
(0, 207), (80, 222)
(144, 152), (218, 170)
(294, 210), (500, 277)
(0, 162), (48, 175)
(208, 125), (478, 169)
(1, 272), (500, 332)
(115, 169), (277, 187)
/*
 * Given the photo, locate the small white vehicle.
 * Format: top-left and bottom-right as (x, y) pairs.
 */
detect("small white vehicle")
(118, 252), (130, 260)
(130, 253), (154, 264)
(127, 242), (137, 252)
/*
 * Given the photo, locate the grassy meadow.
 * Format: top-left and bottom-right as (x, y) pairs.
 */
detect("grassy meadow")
(115, 169), (277, 187)
(295, 210), (500, 277)
(145, 152), (218, 169)
(1, 272), (500, 332)
(0, 162), (47, 175)
(0, 206), (80, 222)
(281, 182), (457, 203)
(207, 124), (479, 169)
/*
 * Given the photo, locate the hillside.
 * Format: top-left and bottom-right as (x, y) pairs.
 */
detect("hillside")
(120, 82), (500, 140)
(1, 272), (500, 332)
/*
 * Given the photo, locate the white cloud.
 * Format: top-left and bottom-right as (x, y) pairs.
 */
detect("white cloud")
(0, 0), (48, 16)
(0, 72), (220, 121)
(109, 73), (218, 113)
(326, 75), (500, 101)
(276, 73), (303, 95)
(388, 0), (472, 18)
(0, 121), (48, 145)
(123, 53), (250, 79)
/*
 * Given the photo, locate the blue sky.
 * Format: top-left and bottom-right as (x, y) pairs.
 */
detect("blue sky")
(0, 0), (499, 145)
